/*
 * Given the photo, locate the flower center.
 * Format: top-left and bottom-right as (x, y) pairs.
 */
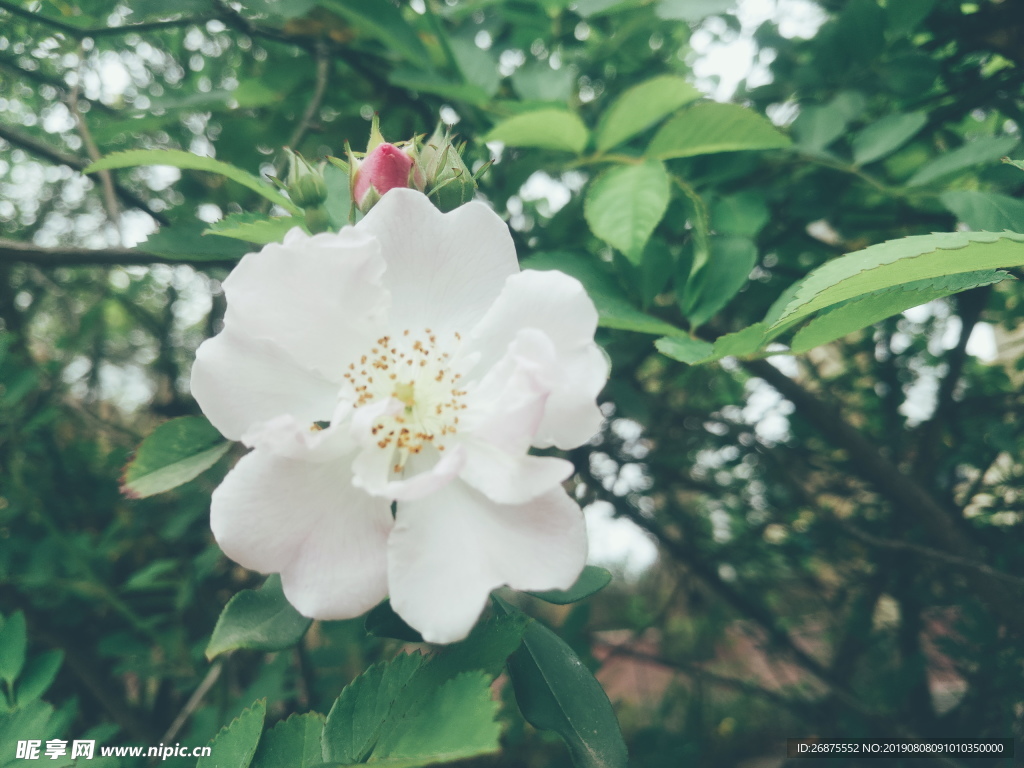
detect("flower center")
(342, 329), (468, 472)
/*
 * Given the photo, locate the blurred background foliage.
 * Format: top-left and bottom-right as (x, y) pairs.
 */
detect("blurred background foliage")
(1, 0), (1023, 765)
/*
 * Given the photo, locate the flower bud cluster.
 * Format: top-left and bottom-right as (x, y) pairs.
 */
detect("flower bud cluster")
(347, 116), (481, 214)
(281, 148), (331, 233)
(282, 116), (486, 227)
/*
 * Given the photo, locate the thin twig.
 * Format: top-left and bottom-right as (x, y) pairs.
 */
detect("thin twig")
(160, 661), (224, 745)
(69, 51), (122, 242)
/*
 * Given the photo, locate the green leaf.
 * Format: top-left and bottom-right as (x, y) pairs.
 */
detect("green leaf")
(584, 160), (671, 263)
(939, 190), (1024, 232)
(416, 612), (529, 688)
(251, 713), (326, 768)
(653, 335), (714, 364)
(648, 102), (791, 159)
(907, 136), (1020, 187)
(449, 37), (500, 98)
(656, 323), (768, 366)
(238, 0), (319, 20)
(388, 69), (491, 106)
(368, 673), (501, 768)
(790, 270), (1010, 353)
(206, 575), (312, 660)
(573, 0), (632, 15)
(768, 231), (1024, 335)
(122, 559), (178, 591)
(885, 0), (935, 37)
(710, 191), (769, 237)
(140, 221), (252, 263)
(322, 161), (353, 228)
(497, 600), (627, 768)
(197, 699), (266, 768)
(595, 75), (702, 152)
(655, 0), (735, 21)
(522, 252), (686, 336)
(325, 614), (525, 766)
(793, 107), (845, 153)
(851, 112), (928, 165)
(84, 149), (299, 213)
(1002, 157), (1024, 173)
(682, 236), (759, 327)
(323, 652), (426, 765)
(486, 109), (590, 154)
(365, 600), (424, 643)
(205, 213), (303, 245)
(14, 651), (63, 705)
(879, 52), (939, 96)
(121, 416), (232, 499)
(639, 237), (676, 305)
(511, 61), (575, 103)
(0, 700), (61, 763)
(0, 612), (27, 687)
(528, 566), (612, 605)
(322, 653), (502, 768)
(317, 0), (430, 68)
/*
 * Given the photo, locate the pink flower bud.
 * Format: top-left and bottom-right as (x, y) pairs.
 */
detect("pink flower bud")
(353, 143), (414, 207)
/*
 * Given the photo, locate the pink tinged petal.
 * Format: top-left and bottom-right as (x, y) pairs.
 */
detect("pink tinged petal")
(354, 143), (414, 205)
(355, 189), (519, 335)
(534, 344), (608, 449)
(467, 269), (609, 450)
(388, 481), (588, 644)
(463, 328), (555, 453)
(190, 326), (341, 441)
(211, 417), (391, 619)
(460, 445), (573, 505)
(221, 227), (389, 379)
(458, 328), (573, 504)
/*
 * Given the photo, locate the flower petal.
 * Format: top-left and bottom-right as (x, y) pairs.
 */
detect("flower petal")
(467, 269), (608, 449)
(388, 481), (587, 643)
(221, 227), (388, 379)
(459, 328), (573, 504)
(462, 328), (554, 454)
(191, 326), (340, 441)
(211, 417), (391, 619)
(356, 189), (518, 335)
(352, 440), (467, 501)
(460, 446), (573, 505)
(279, 492), (392, 619)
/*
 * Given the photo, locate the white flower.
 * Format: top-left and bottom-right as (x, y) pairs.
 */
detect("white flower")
(191, 189), (608, 643)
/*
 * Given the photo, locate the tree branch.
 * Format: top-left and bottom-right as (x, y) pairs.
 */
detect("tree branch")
(0, 0), (210, 38)
(593, 640), (816, 718)
(0, 239), (233, 268)
(287, 43), (330, 152)
(743, 359), (1024, 636)
(0, 123), (171, 226)
(837, 519), (1024, 587)
(598, 491), (878, 720)
(211, 0), (437, 128)
(912, 285), (992, 480)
